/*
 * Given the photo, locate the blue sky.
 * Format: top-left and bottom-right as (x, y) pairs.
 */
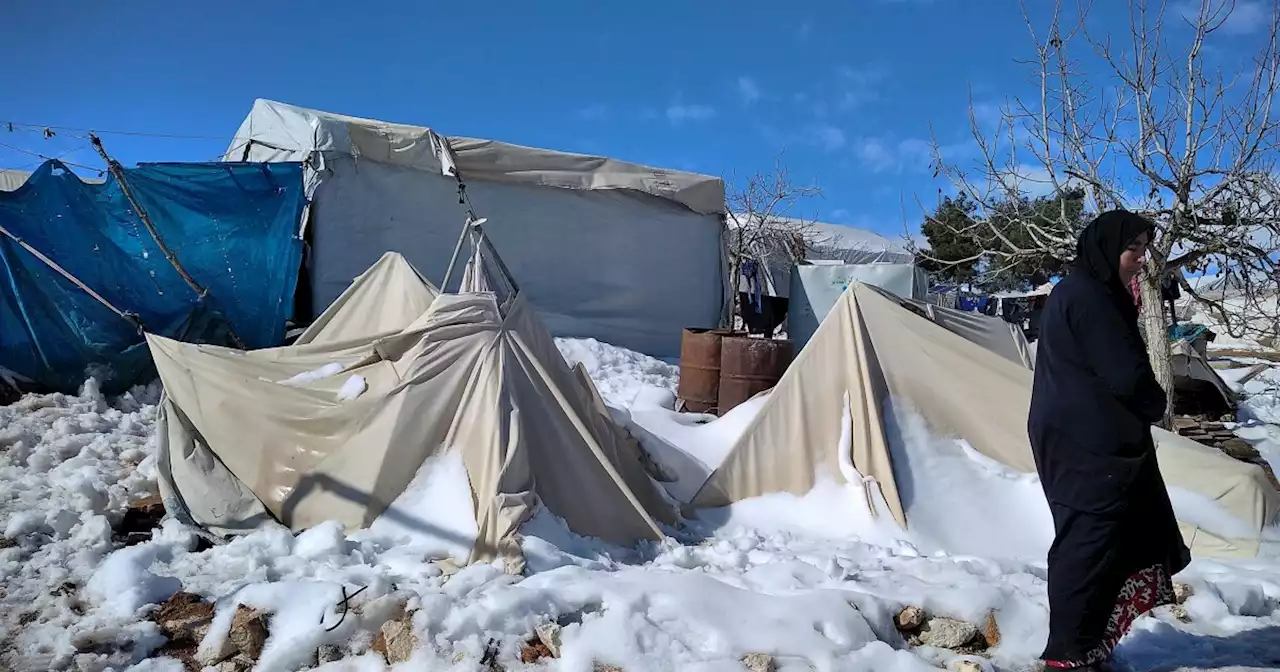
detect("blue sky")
(2, 0), (1274, 243)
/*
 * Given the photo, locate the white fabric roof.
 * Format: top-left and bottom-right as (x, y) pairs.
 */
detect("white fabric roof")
(224, 99), (725, 215)
(726, 214), (914, 265)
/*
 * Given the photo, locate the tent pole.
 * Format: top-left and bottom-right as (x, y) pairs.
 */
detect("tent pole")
(475, 223), (520, 295)
(0, 221), (143, 331)
(440, 218), (472, 293)
(89, 134), (244, 347)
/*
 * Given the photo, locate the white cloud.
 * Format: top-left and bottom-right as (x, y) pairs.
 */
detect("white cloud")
(1000, 163), (1057, 197)
(737, 76), (762, 105)
(666, 102), (717, 124)
(812, 125), (847, 151)
(1176, 0), (1272, 35)
(576, 104), (607, 121)
(834, 64), (889, 110)
(853, 136), (935, 173)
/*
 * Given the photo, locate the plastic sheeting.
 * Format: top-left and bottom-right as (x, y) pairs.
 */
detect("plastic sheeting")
(224, 100), (729, 359)
(0, 160), (307, 393)
(787, 262), (928, 349)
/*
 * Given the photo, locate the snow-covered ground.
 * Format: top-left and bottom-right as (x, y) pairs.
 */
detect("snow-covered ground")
(1, 340), (1278, 671)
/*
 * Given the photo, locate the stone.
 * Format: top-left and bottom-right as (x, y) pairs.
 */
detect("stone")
(317, 644), (344, 664)
(980, 612), (1001, 648)
(1221, 439), (1260, 461)
(741, 652), (776, 672)
(373, 615), (417, 664)
(1172, 416), (1199, 431)
(952, 661), (983, 672)
(115, 495), (166, 547)
(535, 622), (562, 658)
(895, 605), (926, 631)
(1171, 603), (1191, 622)
(918, 617), (980, 650)
(520, 637), (554, 664)
(1174, 582), (1194, 604)
(227, 606), (267, 662)
(593, 665), (624, 672)
(154, 591), (215, 643)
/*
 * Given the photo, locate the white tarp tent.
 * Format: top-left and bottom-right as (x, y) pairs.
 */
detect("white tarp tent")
(694, 283), (1280, 559)
(152, 242), (677, 572)
(727, 216), (914, 299)
(223, 99), (729, 359)
(787, 262), (928, 349)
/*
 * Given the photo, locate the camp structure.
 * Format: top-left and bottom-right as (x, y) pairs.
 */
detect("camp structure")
(0, 159), (307, 394)
(787, 260), (930, 349)
(692, 282), (1280, 559)
(222, 99), (729, 359)
(150, 224), (677, 572)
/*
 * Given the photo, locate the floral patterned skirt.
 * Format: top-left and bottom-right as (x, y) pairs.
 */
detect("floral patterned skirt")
(1043, 563), (1176, 669)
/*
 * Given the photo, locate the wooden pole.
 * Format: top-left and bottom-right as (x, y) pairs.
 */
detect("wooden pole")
(88, 134), (244, 348)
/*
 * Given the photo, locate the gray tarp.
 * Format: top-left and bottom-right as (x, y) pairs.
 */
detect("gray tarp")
(223, 100), (729, 358)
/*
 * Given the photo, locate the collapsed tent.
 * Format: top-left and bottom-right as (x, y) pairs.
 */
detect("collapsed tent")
(223, 99), (729, 359)
(151, 240), (677, 571)
(0, 160), (307, 393)
(693, 283), (1280, 559)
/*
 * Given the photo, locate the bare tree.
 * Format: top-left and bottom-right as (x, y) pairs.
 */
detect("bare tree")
(921, 0), (1280, 424)
(724, 153), (825, 330)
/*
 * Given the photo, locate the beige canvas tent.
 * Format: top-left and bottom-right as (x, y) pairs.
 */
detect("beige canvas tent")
(693, 283), (1280, 559)
(152, 241), (676, 571)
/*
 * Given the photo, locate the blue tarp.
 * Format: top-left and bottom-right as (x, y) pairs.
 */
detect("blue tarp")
(0, 160), (307, 393)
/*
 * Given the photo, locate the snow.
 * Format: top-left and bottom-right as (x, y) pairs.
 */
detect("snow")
(555, 336), (678, 409)
(359, 449), (478, 563)
(276, 362), (345, 387)
(335, 375), (367, 402)
(0, 338), (1278, 671)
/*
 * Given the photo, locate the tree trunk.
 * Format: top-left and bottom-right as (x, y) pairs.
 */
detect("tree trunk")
(1139, 270), (1175, 428)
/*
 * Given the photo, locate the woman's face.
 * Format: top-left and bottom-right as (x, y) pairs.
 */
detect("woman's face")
(1118, 231), (1150, 283)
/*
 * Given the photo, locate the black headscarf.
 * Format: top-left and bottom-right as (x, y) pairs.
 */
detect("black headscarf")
(1073, 210), (1155, 322)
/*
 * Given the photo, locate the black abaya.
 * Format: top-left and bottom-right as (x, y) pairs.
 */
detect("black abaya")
(1028, 211), (1191, 668)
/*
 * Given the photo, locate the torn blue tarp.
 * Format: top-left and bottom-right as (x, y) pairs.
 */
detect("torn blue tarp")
(0, 160), (306, 393)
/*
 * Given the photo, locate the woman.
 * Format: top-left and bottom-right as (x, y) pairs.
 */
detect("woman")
(1028, 210), (1191, 670)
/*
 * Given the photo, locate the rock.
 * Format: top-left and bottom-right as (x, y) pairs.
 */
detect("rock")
(1171, 603), (1191, 622)
(919, 617), (980, 650)
(1221, 439), (1260, 461)
(227, 606), (267, 662)
(592, 665), (624, 672)
(895, 606), (926, 631)
(373, 615), (417, 664)
(1172, 416), (1199, 431)
(1174, 582), (1193, 604)
(317, 644), (344, 664)
(154, 591), (215, 643)
(952, 661), (984, 672)
(979, 612), (1000, 648)
(520, 637), (554, 664)
(535, 622), (562, 658)
(741, 652), (776, 672)
(115, 495), (166, 547)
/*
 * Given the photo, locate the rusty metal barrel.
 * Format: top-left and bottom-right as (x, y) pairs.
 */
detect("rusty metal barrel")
(718, 336), (795, 413)
(677, 328), (728, 413)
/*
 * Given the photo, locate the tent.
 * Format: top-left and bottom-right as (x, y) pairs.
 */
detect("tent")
(693, 283), (1280, 559)
(788, 261), (929, 349)
(0, 159), (307, 393)
(727, 216), (913, 299)
(151, 234), (677, 571)
(222, 99), (729, 359)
